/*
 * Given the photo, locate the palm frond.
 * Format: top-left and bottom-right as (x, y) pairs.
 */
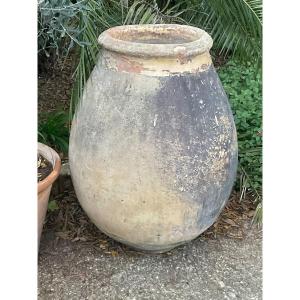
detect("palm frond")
(186, 0), (262, 63)
(238, 164), (262, 224)
(252, 202), (262, 226)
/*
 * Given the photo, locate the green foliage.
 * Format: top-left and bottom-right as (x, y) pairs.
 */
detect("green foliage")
(48, 199), (59, 212)
(38, 0), (90, 58)
(180, 0), (262, 64)
(38, 111), (70, 155)
(252, 202), (262, 225)
(218, 60), (262, 215)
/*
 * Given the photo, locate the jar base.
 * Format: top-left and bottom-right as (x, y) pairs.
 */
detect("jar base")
(99, 227), (195, 253)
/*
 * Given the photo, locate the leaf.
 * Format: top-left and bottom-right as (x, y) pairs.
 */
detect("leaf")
(111, 250), (119, 257)
(72, 237), (87, 242)
(48, 200), (59, 212)
(247, 210), (256, 217)
(223, 218), (237, 226)
(99, 239), (108, 249)
(55, 231), (69, 239)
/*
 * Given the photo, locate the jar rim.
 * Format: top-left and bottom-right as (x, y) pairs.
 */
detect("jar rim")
(98, 24), (213, 58)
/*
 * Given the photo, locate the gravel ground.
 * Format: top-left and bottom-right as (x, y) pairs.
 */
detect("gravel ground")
(38, 221), (262, 300)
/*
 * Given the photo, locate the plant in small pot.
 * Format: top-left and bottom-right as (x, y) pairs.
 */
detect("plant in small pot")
(37, 143), (61, 246)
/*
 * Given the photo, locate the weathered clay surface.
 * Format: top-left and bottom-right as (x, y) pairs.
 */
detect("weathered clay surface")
(69, 25), (238, 252)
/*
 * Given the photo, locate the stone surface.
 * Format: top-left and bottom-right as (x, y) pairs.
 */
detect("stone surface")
(38, 221), (262, 300)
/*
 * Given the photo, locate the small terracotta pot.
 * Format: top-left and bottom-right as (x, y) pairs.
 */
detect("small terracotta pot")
(38, 143), (61, 246)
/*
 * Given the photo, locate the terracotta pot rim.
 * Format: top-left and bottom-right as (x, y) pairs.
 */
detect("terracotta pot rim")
(98, 24), (213, 58)
(38, 143), (61, 194)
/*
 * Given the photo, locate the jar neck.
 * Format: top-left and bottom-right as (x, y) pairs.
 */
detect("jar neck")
(100, 49), (212, 77)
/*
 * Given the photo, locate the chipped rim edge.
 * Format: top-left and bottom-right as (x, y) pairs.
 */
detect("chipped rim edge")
(98, 24), (213, 58)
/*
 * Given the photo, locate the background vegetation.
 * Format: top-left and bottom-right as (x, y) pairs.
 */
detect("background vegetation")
(219, 60), (262, 221)
(38, 0), (262, 222)
(38, 111), (69, 155)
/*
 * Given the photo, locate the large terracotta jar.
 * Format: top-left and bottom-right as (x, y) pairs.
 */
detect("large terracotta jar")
(69, 24), (238, 252)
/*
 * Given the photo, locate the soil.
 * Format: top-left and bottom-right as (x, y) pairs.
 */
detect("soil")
(38, 154), (53, 182)
(213, 57), (228, 69)
(38, 52), (76, 114)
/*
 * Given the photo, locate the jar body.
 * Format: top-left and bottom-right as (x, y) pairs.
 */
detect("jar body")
(69, 47), (238, 252)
